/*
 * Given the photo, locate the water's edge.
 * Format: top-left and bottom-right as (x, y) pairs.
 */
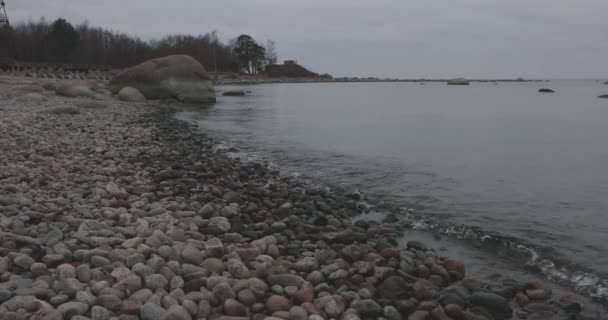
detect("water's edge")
(176, 109), (608, 306)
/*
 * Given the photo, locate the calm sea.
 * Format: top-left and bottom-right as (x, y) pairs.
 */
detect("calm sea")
(178, 80), (608, 300)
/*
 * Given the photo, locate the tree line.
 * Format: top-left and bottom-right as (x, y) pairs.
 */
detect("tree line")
(0, 17), (278, 74)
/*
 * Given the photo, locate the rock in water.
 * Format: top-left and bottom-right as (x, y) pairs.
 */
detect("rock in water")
(538, 88), (555, 93)
(55, 85), (96, 98)
(110, 54), (216, 104)
(598, 94), (608, 99)
(222, 90), (246, 96)
(447, 78), (470, 85)
(118, 86), (147, 102)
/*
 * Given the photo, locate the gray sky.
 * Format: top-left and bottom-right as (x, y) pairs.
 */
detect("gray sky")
(7, 0), (608, 79)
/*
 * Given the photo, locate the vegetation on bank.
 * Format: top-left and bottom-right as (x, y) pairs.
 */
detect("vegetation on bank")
(0, 17), (278, 74)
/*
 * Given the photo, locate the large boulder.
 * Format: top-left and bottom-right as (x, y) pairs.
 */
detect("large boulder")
(110, 55), (216, 104)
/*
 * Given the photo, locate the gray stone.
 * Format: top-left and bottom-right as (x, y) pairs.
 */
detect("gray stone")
(14, 254), (35, 269)
(57, 302), (89, 318)
(289, 306), (308, 320)
(56, 85), (95, 98)
(91, 306), (112, 320)
(384, 306), (402, 320)
(141, 302), (167, 320)
(181, 245), (203, 265)
(95, 294), (122, 311)
(91, 255), (111, 267)
(352, 299), (383, 317)
(145, 274), (169, 291)
(470, 292), (513, 320)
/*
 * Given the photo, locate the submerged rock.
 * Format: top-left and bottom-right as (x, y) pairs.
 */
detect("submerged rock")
(538, 88), (555, 93)
(447, 78), (470, 85)
(222, 90), (246, 96)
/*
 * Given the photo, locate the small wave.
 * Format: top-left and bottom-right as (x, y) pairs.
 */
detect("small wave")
(392, 208), (608, 304)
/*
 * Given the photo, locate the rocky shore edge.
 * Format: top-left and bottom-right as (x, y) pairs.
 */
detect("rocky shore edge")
(0, 86), (601, 320)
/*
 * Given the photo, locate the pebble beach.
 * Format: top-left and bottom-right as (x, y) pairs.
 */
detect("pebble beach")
(0, 77), (602, 320)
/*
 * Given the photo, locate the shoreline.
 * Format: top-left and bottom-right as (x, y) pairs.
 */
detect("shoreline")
(178, 104), (608, 309)
(212, 79), (547, 86)
(0, 80), (603, 319)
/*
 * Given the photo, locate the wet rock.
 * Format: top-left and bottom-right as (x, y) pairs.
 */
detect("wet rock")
(378, 276), (410, 300)
(470, 292), (512, 320)
(352, 299), (383, 317)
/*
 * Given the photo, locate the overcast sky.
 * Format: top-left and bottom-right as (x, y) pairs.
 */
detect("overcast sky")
(7, 0), (608, 79)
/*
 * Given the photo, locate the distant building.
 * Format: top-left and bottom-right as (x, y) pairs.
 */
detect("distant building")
(283, 60), (297, 65)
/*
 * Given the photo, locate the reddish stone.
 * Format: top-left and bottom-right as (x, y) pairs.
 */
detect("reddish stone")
(516, 310), (529, 319)
(418, 300), (437, 311)
(267, 244), (280, 258)
(428, 275), (444, 287)
(301, 302), (324, 316)
(380, 248), (401, 259)
(224, 298), (247, 316)
(417, 264), (430, 278)
(412, 280), (433, 300)
(444, 304), (463, 320)
(236, 248), (261, 262)
(526, 279), (545, 290)
(266, 295), (292, 313)
(515, 293), (530, 307)
(559, 294), (577, 305)
(328, 269), (349, 281)
(444, 257), (465, 275)
(121, 299), (142, 314)
(293, 284), (314, 303)
(245, 202), (258, 212)
(431, 264), (450, 281)
(430, 306), (451, 320)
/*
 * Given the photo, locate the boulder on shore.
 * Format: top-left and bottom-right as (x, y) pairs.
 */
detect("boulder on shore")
(118, 87), (147, 102)
(538, 88), (555, 93)
(110, 54), (216, 104)
(55, 85), (95, 98)
(222, 90), (246, 97)
(447, 78), (470, 85)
